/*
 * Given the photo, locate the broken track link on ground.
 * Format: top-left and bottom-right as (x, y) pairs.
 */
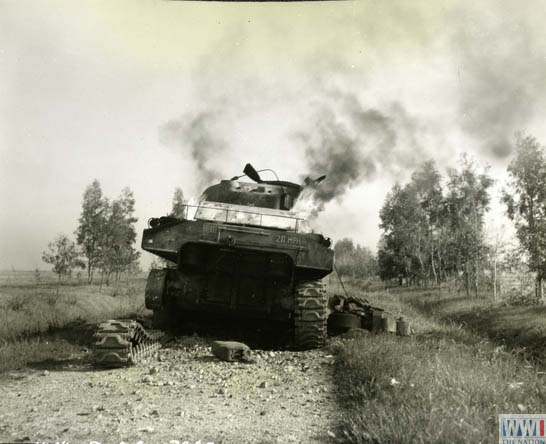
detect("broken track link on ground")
(92, 319), (165, 368)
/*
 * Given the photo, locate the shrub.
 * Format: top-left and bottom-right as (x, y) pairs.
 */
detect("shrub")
(504, 289), (540, 306)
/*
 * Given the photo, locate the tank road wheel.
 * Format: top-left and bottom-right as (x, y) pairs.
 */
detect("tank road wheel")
(294, 280), (328, 350)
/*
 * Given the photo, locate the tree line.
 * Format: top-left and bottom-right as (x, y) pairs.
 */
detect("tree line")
(42, 134), (546, 301)
(377, 133), (546, 299)
(42, 180), (140, 286)
(377, 155), (492, 295)
(333, 238), (377, 279)
(42, 183), (186, 285)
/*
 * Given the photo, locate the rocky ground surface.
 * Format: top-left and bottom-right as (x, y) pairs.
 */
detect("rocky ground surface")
(0, 335), (343, 444)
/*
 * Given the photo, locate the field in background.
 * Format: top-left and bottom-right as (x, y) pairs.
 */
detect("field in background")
(329, 283), (546, 443)
(0, 270), (149, 372)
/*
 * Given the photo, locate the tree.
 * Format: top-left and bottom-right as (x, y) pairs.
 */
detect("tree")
(170, 187), (186, 218)
(353, 245), (378, 278)
(334, 238), (377, 279)
(378, 183), (420, 284)
(113, 187), (140, 280)
(502, 133), (546, 300)
(486, 225), (506, 300)
(98, 187), (141, 286)
(444, 156), (493, 296)
(42, 234), (85, 290)
(334, 238), (356, 277)
(377, 157), (492, 293)
(408, 161), (444, 285)
(379, 161), (446, 286)
(76, 180), (108, 283)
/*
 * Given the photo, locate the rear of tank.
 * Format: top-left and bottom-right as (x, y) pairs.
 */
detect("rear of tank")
(141, 208), (333, 324)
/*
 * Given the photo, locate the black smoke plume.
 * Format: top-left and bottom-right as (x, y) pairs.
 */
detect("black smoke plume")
(296, 92), (425, 210)
(159, 111), (226, 186)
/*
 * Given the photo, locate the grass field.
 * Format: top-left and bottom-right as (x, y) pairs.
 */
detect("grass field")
(330, 283), (546, 444)
(0, 270), (149, 372)
(405, 290), (546, 365)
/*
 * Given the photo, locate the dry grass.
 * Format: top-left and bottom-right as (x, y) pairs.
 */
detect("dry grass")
(404, 290), (546, 364)
(0, 270), (150, 372)
(0, 339), (81, 374)
(331, 286), (546, 444)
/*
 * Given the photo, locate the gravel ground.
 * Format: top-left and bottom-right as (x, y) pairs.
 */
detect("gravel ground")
(0, 336), (342, 444)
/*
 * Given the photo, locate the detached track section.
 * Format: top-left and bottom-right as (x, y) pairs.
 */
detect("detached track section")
(92, 320), (165, 367)
(294, 280), (328, 349)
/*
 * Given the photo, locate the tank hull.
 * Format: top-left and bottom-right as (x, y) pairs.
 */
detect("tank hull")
(143, 219), (333, 323)
(146, 250), (294, 321)
(142, 219), (333, 280)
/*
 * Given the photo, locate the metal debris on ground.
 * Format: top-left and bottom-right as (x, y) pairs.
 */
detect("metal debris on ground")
(328, 294), (412, 336)
(92, 319), (165, 367)
(211, 340), (254, 363)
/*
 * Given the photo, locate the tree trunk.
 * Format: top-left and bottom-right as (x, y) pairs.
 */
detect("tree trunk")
(465, 263), (470, 298)
(431, 247), (438, 287)
(537, 276), (543, 301)
(474, 260), (479, 299)
(493, 254), (497, 301)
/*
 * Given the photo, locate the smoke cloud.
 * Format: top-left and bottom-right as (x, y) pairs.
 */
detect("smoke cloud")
(454, 10), (546, 158)
(296, 92), (425, 209)
(158, 1), (546, 218)
(159, 111), (227, 186)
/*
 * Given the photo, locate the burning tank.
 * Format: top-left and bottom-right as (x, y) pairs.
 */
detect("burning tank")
(142, 164), (334, 349)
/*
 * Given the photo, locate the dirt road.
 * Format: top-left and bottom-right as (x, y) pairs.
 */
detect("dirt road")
(0, 336), (341, 444)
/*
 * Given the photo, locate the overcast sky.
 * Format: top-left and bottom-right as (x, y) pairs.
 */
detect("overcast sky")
(2, 0), (546, 270)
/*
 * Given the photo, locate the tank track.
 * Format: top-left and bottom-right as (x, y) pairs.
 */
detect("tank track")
(92, 320), (165, 368)
(294, 280), (328, 349)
